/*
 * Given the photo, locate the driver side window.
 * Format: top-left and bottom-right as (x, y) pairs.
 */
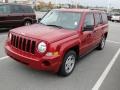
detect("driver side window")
(84, 13), (94, 29)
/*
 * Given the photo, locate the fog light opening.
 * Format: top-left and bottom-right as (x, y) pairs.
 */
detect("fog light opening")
(42, 61), (50, 66)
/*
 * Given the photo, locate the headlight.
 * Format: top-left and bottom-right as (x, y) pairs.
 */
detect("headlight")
(38, 42), (47, 53)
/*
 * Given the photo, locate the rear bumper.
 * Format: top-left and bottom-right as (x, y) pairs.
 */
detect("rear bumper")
(5, 44), (61, 73)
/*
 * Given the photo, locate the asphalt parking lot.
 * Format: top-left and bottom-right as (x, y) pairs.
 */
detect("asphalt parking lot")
(0, 20), (120, 90)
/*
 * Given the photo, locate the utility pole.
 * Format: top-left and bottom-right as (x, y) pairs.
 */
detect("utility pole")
(107, 0), (110, 13)
(75, 0), (78, 8)
(32, 0), (36, 9)
(71, 0), (74, 8)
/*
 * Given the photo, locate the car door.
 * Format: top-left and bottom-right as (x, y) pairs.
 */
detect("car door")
(80, 12), (95, 55)
(93, 13), (103, 46)
(101, 13), (108, 34)
(0, 4), (12, 28)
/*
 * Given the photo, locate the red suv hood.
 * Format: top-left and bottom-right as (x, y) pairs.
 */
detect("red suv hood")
(11, 24), (77, 43)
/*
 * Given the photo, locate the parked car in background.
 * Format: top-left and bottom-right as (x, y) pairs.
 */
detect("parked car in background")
(5, 9), (108, 76)
(107, 13), (112, 21)
(111, 13), (120, 22)
(0, 3), (36, 30)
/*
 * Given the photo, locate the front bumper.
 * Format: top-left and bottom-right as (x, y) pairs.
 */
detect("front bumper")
(5, 44), (61, 73)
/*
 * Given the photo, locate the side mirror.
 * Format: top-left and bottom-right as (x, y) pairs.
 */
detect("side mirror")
(38, 18), (42, 23)
(83, 25), (94, 31)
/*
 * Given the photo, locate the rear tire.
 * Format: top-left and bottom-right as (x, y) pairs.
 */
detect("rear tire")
(97, 37), (106, 50)
(58, 50), (76, 76)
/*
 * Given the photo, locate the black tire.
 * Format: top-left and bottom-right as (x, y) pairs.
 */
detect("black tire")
(97, 37), (106, 50)
(24, 20), (32, 26)
(58, 50), (77, 76)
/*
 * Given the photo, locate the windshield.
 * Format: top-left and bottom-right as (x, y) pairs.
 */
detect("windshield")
(40, 10), (82, 30)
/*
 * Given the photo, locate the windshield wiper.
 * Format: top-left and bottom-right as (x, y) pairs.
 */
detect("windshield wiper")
(46, 24), (64, 29)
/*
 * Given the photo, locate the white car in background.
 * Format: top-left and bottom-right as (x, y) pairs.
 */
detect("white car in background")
(111, 14), (120, 22)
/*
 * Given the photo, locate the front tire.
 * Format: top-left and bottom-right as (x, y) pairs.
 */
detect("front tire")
(58, 51), (76, 76)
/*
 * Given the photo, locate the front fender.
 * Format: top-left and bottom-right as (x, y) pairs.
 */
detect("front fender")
(59, 38), (80, 61)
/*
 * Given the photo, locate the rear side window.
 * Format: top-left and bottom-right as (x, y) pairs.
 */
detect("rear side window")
(101, 13), (108, 24)
(84, 13), (94, 28)
(94, 13), (101, 26)
(22, 6), (34, 13)
(0, 5), (10, 14)
(11, 5), (24, 13)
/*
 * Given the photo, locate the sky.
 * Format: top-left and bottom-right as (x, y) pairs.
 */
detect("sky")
(7, 0), (120, 9)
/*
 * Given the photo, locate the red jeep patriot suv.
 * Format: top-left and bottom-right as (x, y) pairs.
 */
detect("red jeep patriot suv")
(5, 9), (108, 76)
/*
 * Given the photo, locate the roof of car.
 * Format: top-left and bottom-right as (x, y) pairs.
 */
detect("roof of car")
(54, 8), (106, 13)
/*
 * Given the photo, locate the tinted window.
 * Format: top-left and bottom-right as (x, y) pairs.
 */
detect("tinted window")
(11, 5), (24, 13)
(101, 13), (108, 24)
(22, 6), (34, 13)
(0, 5), (10, 14)
(84, 13), (94, 28)
(94, 13), (101, 26)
